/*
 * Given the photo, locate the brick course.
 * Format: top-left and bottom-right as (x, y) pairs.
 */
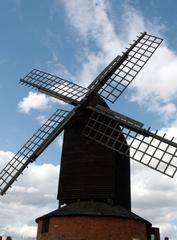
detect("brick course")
(37, 216), (148, 240)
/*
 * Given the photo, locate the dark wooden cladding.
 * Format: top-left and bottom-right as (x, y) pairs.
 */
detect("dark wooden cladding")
(58, 95), (131, 210)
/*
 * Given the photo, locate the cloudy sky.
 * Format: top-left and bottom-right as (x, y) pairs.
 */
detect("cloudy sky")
(1, 0), (177, 239)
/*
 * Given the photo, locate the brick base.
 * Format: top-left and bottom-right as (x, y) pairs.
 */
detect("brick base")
(37, 216), (148, 240)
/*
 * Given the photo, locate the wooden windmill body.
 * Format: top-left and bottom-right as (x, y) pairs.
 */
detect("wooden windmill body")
(58, 95), (131, 209)
(0, 32), (175, 240)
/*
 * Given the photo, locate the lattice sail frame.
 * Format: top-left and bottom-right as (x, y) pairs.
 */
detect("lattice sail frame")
(21, 69), (88, 105)
(83, 106), (177, 177)
(20, 33), (163, 106)
(0, 109), (71, 195)
(89, 32), (163, 103)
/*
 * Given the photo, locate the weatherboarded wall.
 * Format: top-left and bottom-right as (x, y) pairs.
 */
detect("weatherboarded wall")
(37, 216), (148, 240)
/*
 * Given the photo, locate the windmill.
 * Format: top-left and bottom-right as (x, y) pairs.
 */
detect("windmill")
(0, 32), (176, 239)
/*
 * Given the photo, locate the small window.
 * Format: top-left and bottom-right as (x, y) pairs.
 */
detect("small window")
(42, 217), (49, 233)
(150, 234), (155, 240)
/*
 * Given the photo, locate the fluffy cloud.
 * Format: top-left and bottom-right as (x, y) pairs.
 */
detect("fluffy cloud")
(129, 45), (177, 121)
(18, 91), (50, 113)
(130, 120), (177, 239)
(0, 151), (59, 239)
(131, 159), (177, 239)
(58, 0), (123, 87)
(0, 150), (14, 170)
(18, 90), (65, 114)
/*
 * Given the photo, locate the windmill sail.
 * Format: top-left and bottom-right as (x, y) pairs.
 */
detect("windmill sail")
(21, 33), (162, 107)
(0, 109), (74, 195)
(88, 32), (163, 103)
(20, 69), (88, 105)
(83, 105), (177, 177)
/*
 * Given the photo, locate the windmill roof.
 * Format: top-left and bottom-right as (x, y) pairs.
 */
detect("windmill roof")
(36, 201), (151, 226)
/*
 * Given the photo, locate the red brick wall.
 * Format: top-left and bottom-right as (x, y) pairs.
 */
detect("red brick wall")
(37, 216), (147, 240)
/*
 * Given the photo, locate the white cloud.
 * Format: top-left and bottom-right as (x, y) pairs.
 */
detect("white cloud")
(2, 224), (36, 239)
(60, 0), (124, 87)
(0, 150), (59, 239)
(0, 150), (14, 169)
(131, 159), (177, 239)
(18, 91), (50, 113)
(36, 115), (48, 124)
(130, 119), (177, 239)
(18, 90), (66, 115)
(120, 2), (164, 41)
(0, 158), (59, 239)
(129, 45), (177, 121)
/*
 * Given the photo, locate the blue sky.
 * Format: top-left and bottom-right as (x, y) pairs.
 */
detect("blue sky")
(1, 0), (177, 239)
